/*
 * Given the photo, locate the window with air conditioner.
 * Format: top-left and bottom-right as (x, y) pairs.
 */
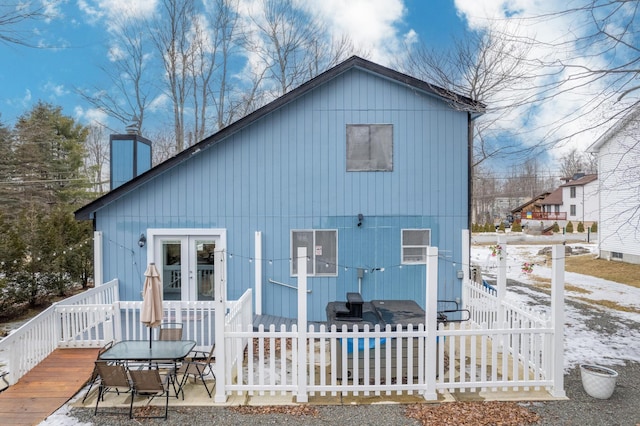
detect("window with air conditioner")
(401, 229), (431, 264)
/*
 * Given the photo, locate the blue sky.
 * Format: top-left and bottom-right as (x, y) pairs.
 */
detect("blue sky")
(1, 0), (637, 170)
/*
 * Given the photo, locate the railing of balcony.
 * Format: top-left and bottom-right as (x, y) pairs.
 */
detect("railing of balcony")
(530, 212), (567, 220)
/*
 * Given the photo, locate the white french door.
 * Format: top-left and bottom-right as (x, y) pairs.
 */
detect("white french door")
(147, 229), (225, 301)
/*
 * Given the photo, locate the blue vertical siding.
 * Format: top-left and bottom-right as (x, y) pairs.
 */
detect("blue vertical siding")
(96, 67), (469, 320)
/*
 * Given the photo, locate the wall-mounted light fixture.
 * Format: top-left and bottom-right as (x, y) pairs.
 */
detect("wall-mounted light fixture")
(357, 213), (364, 227)
(138, 233), (146, 247)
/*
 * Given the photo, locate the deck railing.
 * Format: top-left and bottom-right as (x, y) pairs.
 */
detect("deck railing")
(115, 300), (217, 350)
(0, 279), (119, 385)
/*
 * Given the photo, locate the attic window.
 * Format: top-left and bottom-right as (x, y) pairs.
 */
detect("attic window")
(346, 124), (393, 171)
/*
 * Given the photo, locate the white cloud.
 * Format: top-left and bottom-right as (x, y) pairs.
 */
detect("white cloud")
(303, 0), (410, 65)
(78, 0), (158, 27)
(107, 44), (125, 62)
(148, 93), (170, 113)
(42, 0), (64, 23)
(43, 81), (68, 98)
(74, 106), (109, 126)
(453, 0), (638, 164)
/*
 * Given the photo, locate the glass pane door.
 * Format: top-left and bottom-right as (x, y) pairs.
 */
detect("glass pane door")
(193, 239), (216, 301)
(161, 240), (184, 301)
(157, 235), (218, 301)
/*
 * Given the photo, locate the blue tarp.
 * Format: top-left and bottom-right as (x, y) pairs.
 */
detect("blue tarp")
(342, 337), (387, 353)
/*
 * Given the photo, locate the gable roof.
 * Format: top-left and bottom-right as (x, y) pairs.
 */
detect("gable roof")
(510, 192), (550, 214)
(539, 187), (563, 206)
(75, 56), (485, 221)
(559, 173), (597, 187)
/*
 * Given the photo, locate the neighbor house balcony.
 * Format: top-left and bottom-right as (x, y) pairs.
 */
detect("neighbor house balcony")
(530, 212), (566, 220)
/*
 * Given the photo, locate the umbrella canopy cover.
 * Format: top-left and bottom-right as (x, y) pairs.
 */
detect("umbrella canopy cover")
(141, 263), (163, 328)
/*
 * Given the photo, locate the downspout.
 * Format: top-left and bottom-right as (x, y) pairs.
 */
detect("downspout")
(467, 112), (473, 232)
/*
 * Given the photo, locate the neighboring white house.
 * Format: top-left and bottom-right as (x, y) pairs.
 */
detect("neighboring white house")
(559, 173), (599, 225)
(588, 105), (640, 264)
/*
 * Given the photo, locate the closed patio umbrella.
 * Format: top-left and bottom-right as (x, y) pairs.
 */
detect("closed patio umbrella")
(141, 262), (163, 347)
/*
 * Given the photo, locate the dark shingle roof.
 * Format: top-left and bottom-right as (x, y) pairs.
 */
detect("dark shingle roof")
(560, 174), (597, 187)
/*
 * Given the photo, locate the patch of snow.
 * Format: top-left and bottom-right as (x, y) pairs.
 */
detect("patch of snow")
(474, 243), (640, 371)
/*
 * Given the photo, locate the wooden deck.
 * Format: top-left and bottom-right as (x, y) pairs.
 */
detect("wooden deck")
(0, 348), (99, 426)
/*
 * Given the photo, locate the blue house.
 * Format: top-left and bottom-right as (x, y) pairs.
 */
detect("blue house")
(75, 56), (483, 322)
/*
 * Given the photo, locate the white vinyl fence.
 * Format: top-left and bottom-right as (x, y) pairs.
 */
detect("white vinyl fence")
(1, 235), (566, 401)
(215, 243), (566, 401)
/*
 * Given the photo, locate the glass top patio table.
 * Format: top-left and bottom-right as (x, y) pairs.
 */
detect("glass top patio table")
(99, 340), (196, 362)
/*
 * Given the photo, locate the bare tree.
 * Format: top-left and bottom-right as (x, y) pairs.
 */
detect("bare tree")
(150, 0), (196, 151)
(244, 0), (326, 97)
(0, 3), (47, 47)
(83, 124), (109, 194)
(471, 165), (500, 224)
(502, 0), (640, 148)
(77, 16), (156, 131)
(558, 148), (593, 179)
(401, 24), (533, 167)
(401, 24), (535, 225)
(148, 127), (179, 165)
(189, 0), (242, 138)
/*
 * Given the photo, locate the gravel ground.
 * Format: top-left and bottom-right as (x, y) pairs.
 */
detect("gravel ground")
(63, 369), (640, 426)
(62, 360), (640, 426)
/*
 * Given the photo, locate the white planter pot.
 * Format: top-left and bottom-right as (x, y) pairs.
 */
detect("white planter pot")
(580, 364), (618, 399)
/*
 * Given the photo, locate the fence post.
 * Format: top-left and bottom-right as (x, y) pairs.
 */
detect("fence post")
(214, 249), (228, 403)
(496, 235), (507, 350)
(94, 231), (103, 286)
(297, 247), (309, 402)
(424, 246), (438, 400)
(551, 245), (567, 397)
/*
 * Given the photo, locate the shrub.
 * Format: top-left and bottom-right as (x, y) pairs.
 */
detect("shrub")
(591, 222), (598, 233)
(484, 222), (494, 232)
(511, 221), (522, 232)
(498, 222), (505, 232)
(577, 222), (585, 232)
(566, 221), (574, 233)
(552, 222), (560, 232)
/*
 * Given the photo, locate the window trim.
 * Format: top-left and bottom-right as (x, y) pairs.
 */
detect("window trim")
(401, 229), (431, 265)
(291, 229), (338, 277)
